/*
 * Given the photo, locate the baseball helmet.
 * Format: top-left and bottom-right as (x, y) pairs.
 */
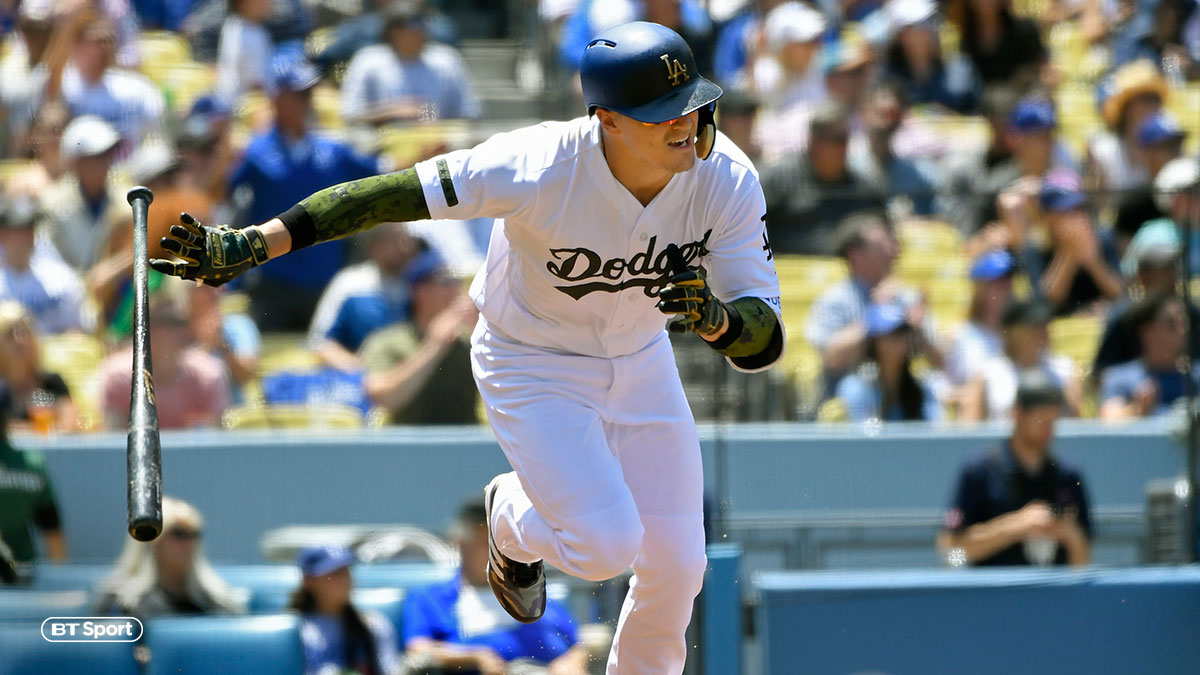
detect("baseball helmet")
(580, 21), (724, 160)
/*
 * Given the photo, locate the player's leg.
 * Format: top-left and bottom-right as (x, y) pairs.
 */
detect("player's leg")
(471, 323), (644, 583)
(602, 337), (707, 675)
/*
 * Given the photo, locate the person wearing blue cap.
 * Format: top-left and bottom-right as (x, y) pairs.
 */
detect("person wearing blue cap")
(1112, 111), (1186, 251)
(946, 249), (1016, 389)
(306, 223), (418, 372)
(1021, 167), (1123, 317)
(359, 250), (480, 425)
(228, 55), (384, 330)
(833, 301), (942, 422)
(339, 0), (480, 124)
(402, 499), (588, 674)
(289, 544), (401, 675)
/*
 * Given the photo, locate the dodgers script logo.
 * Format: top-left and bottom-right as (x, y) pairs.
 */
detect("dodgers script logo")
(547, 230), (712, 300)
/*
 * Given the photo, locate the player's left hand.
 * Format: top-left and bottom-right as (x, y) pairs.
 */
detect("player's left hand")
(657, 247), (728, 337)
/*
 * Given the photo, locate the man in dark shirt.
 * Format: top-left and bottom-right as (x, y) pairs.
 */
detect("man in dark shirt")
(937, 369), (1092, 567)
(762, 102), (884, 256)
(0, 382), (65, 567)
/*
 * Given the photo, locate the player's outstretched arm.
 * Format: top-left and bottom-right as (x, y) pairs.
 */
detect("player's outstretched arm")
(150, 169), (430, 286)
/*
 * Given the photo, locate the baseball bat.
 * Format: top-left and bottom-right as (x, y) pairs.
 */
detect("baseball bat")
(126, 186), (162, 543)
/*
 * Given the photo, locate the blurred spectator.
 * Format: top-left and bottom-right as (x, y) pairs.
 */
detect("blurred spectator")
(308, 222), (418, 371)
(883, 0), (979, 113)
(0, 381), (66, 566)
(0, 1), (55, 157)
(946, 249), (1016, 388)
(558, 0), (713, 74)
(130, 0), (203, 32)
(1086, 60), (1167, 199)
(960, 298), (1082, 421)
(937, 368), (1091, 567)
(93, 496), (244, 618)
(1095, 220), (1198, 376)
(1100, 293), (1199, 420)
(39, 115), (125, 274)
(184, 0), (312, 63)
(5, 100), (71, 199)
(969, 97), (1059, 233)
(403, 499), (587, 674)
(715, 89), (762, 163)
(834, 302), (942, 421)
(751, 1), (825, 103)
(100, 293), (232, 429)
(747, 1), (828, 162)
(0, 535), (17, 585)
(762, 102), (885, 255)
(290, 545), (402, 675)
(0, 196), (89, 335)
(1024, 168), (1123, 316)
(803, 212), (941, 390)
(1112, 111), (1184, 254)
(50, 11), (165, 150)
(215, 0), (274, 104)
(712, 0), (789, 86)
(361, 251), (479, 425)
(940, 84), (1020, 235)
(848, 79), (940, 217)
(230, 56), (381, 330)
(176, 95), (236, 205)
(89, 140), (216, 341)
(1112, 0), (1200, 80)
(312, 0), (460, 69)
(189, 285), (262, 400)
(0, 302), (79, 433)
(821, 33), (874, 112)
(1153, 157), (1200, 275)
(947, 0), (1049, 90)
(340, 0), (481, 124)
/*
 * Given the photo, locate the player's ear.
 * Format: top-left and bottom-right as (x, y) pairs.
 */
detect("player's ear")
(595, 108), (621, 135)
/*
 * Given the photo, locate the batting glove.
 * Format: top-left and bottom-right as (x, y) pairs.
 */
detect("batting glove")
(149, 213), (270, 287)
(657, 262), (729, 336)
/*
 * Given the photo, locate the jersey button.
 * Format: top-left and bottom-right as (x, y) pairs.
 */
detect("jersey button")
(639, 233), (648, 241)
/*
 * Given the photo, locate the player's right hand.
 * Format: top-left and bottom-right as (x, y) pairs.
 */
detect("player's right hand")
(149, 213), (271, 287)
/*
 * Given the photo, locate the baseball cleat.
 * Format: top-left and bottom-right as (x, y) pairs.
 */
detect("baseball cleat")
(483, 474), (546, 623)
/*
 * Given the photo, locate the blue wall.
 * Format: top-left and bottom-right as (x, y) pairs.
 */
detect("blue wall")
(16, 420), (1186, 565)
(755, 566), (1200, 675)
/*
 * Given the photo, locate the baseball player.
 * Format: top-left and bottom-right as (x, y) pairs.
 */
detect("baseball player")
(152, 22), (783, 674)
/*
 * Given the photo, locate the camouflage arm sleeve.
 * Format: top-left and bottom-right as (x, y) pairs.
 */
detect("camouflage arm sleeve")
(707, 297), (783, 369)
(275, 169), (431, 250)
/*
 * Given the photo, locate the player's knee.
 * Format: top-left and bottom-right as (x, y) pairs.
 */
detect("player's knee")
(568, 506), (644, 581)
(637, 520), (707, 596)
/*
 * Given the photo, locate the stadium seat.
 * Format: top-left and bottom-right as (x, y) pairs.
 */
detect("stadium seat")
(221, 403), (365, 429)
(0, 590), (91, 622)
(896, 220), (962, 259)
(38, 333), (106, 430)
(1050, 314), (1104, 377)
(29, 563), (112, 591)
(142, 614), (303, 675)
(257, 332), (320, 373)
(0, 622), (138, 675)
(163, 63), (216, 114)
(137, 31), (193, 86)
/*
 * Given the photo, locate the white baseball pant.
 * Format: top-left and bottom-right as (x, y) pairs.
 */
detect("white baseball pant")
(470, 319), (707, 675)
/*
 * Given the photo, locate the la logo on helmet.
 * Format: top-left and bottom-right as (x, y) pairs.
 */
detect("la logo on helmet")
(660, 54), (689, 86)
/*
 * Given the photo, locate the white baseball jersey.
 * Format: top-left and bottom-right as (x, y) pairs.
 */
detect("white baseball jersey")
(413, 115), (783, 371)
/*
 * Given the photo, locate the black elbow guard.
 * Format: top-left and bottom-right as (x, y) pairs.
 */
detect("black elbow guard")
(705, 297), (783, 370)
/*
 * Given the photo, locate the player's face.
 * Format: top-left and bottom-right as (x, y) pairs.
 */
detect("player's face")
(609, 110), (700, 175)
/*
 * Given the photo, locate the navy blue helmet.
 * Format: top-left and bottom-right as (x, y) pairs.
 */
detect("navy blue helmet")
(580, 22), (723, 159)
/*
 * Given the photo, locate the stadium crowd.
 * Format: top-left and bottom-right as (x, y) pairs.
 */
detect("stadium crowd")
(0, 0), (1194, 432)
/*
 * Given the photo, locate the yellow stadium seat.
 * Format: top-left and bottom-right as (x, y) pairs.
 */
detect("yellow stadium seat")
(138, 31), (193, 86)
(38, 333), (107, 431)
(222, 403), (364, 430)
(377, 121), (471, 167)
(896, 220), (963, 258)
(163, 63), (216, 114)
(0, 159), (35, 185)
(311, 84), (343, 130)
(815, 397), (848, 423)
(1050, 314), (1104, 376)
(258, 333), (320, 375)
